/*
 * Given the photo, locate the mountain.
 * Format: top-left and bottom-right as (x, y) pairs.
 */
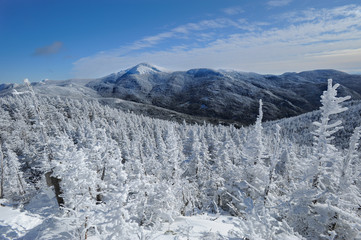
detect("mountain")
(0, 78), (99, 98)
(1, 64), (361, 126)
(87, 64), (361, 125)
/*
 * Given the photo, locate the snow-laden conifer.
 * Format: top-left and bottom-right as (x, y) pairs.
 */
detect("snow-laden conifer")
(241, 99), (269, 202)
(339, 126), (361, 189)
(312, 79), (350, 191)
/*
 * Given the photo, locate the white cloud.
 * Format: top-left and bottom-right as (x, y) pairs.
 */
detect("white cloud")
(222, 7), (244, 15)
(267, 0), (293, 7)
(120, 18), (244, 53)
(280, 4), (361, 23)
(73, 4), (361, 77)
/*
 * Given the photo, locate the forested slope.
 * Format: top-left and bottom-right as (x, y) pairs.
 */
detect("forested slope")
(0, 79), (360, 239)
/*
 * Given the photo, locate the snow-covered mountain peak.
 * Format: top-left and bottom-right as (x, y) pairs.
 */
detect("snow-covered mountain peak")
(125, 63), (162, 75)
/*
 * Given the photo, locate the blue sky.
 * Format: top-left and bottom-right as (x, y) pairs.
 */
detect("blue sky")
(1, 0), (361, 83)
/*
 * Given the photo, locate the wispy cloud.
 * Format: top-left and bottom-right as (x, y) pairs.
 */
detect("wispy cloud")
(281, 4), (361, 24)
(33, 41), (63, 56)
(222, 7), (244, 15)
(73, 4), (361, 77)
(267, 0), (293, 7)
(126, 18), (245, 51)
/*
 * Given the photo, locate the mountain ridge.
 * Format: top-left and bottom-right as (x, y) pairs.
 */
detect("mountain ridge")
(86, 65), (361, 125)
(2, 65), (361, 126)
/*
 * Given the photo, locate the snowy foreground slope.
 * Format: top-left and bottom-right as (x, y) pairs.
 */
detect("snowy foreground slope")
(1, 193), (302, 240)
(0, 200), (265, 240)
(0, 79), (360, 239)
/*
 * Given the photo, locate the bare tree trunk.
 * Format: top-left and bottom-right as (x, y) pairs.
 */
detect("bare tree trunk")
(264, 170), (273, 205)
(17, 173), (26, 195)
(45, 171), (64, 206)
(96, 164), (106, 204)
(84, 216), (88, 240)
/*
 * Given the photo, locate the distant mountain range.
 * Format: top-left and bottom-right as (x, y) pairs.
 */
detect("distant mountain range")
(2, 63), (361, 125)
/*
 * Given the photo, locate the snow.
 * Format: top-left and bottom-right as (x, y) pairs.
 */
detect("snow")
(0, 189), (239, 240)
(152, 214), (238, 239)
(0, 203), (43, 239)
(1, 188), (240, 239)
(23, 79), (30, 85)
(0, 200), (239, 240)
(125, 63), (162, 75)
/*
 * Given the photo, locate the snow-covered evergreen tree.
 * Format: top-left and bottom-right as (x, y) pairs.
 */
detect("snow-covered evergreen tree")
(241, 100), (269, 202)
(339, 126), (361, 189)
(0, 145), (28, 201)
(312, 79), (350, 192)
(287, 79), (361, 239)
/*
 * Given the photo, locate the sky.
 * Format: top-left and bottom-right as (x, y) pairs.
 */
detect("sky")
(1, 0), (361, 83)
